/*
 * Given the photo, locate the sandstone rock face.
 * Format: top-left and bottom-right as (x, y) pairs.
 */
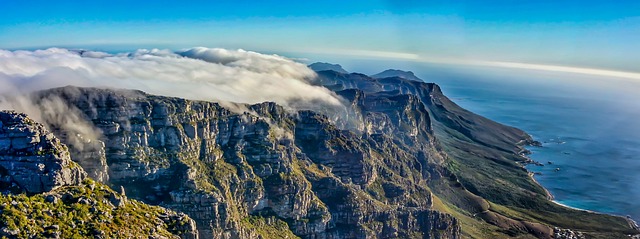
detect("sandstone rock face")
(34, 86), (460, 239)
(0, 111), (86, 194)
(315, 70), (535, 155)
(0, 110), (198, 239)
(63, 136), (109, 183)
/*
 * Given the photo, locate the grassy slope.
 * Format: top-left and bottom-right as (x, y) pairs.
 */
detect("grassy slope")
(241, 216), (301, 239)
(0, 179), (192, 238)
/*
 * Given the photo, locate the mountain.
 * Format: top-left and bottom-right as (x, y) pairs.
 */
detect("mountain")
(308, 62), (349, 74)
(26, 86), (459, 238)
(314, 69), (639, 238)
(371, 69), (423, 82)
(1, 66), (638, 238)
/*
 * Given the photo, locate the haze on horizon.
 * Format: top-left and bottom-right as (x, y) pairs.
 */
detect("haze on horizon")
(1, 0), (639, 79)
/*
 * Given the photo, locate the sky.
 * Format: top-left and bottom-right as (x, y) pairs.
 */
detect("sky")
(0, 0), (639, 74)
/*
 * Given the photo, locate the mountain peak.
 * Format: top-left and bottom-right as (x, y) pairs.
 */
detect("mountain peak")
(371, 69), (422, 82)
(308, 62), (349, 74)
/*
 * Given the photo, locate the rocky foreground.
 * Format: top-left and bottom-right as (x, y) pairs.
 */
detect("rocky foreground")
(0, 111), (197, 238)
(0, 67), (638, 239)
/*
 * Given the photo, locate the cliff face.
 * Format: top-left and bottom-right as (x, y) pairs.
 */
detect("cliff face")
(0, 111), (86, 194)
(0, 110), (198, 239)
(32, 86), (460, 239)
(314, 70), (640, 239)
(316, 70), (534, 155)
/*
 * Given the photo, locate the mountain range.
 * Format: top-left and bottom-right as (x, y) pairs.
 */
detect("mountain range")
(0, 63), (638, 239)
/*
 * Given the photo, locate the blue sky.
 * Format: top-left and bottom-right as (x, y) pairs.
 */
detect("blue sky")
(1, 0), (639, 73)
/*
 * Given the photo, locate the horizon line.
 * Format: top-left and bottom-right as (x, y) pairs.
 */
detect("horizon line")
(3, 46), (640, 81)
(292, 47), (640, 81)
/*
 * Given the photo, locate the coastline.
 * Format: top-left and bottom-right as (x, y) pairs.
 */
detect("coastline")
(435, 72), (640, 236)
(523, 141), (640, 233)
(527, 171), (553, 200)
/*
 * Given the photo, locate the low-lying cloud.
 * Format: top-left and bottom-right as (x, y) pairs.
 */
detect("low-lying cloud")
(0, 47), (343, 110)
(0, 47), (351, 155)
(0, 94), (103, 152)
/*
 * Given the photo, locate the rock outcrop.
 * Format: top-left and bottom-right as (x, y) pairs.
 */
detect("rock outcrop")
(0, 111), (86, 194)
(0, 110), (198, 239)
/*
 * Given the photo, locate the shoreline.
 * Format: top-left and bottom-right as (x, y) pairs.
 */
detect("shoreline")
(523, 143), (640, 233)
(527, 172), (554, 200)
(550, 198), (640, 232)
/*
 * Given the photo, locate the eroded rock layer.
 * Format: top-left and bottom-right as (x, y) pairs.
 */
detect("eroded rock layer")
(33, 86), (460, 239)
(0, 111), (85, 194)
(0, 110), (198, 239)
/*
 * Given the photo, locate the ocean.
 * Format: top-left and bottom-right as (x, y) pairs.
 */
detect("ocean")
(414, 65), (640, 221)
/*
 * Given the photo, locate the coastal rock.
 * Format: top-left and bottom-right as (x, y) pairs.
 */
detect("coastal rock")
(313, 68), (640, 239)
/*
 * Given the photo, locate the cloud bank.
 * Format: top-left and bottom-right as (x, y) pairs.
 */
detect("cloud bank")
(0, 47), (343, 110)
(0, 47), (351, 154)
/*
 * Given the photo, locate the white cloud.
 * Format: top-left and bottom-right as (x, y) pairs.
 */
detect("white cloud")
(464, 61), (640, 81)
(0, 47), (344, 111)
(0, 47), (354, 154)
(0, 94), (104, 155)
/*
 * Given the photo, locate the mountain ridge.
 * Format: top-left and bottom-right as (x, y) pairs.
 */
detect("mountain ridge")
(0, 65), (637, 238)
(308, 62), (349, 74)
(313, 68), (639, 238)
(371, 69), (423, 82)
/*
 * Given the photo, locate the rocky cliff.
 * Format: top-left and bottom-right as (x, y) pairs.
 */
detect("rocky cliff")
(0, 111), (86, 194)
(0, 110), (198, 239)
(313, 69), (640, 239)
(28, 86), (460, 239)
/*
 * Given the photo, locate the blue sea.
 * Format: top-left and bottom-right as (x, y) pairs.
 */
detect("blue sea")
(413, 65), (640, 221)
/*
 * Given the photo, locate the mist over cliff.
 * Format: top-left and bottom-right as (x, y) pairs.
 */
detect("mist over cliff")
(0, 47), (343, 111)
(0, 48), (353, 163)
